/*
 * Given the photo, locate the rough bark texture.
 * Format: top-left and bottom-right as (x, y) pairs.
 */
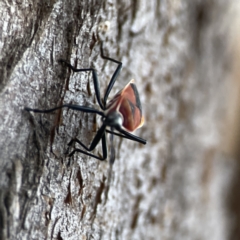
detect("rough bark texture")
(0, 0), (240, 239)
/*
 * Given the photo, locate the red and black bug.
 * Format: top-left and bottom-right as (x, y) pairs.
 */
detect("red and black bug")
(25, 43), (146, 164)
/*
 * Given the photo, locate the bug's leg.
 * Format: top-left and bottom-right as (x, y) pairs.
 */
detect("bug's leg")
(25, 104), (104, 117)
(67, 125), (107, 161)
(108, 128), (147, 145)
(58, 60), (104, 110)
(25, 104), (108, 160)
(100, 42), (123, 106)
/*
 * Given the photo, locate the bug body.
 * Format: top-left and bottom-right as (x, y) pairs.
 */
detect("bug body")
(25, 43), (146, 163)
(105, 79), (144, 132)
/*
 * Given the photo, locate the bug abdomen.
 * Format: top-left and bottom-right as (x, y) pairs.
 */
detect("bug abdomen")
(119, 98), (142, 131)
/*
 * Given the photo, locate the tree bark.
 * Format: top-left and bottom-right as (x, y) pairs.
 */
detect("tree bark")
(0, 0), (239, 239)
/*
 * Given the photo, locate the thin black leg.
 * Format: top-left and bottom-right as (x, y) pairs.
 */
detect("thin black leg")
(25, 103), (108, 160)
(112, 128), (147, 145)
(100, 42), (122, 106)
(59, 42), (123, 108)
(59, 60), (104, 110)
(67, 125), (107, 161)
(25, 104), (104, 117)
(106, 129), (135, 140)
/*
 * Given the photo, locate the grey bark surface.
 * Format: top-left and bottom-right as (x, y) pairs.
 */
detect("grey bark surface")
(0, 0), (240, 240)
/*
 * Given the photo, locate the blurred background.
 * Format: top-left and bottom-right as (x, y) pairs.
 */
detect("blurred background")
(0, 0), (240, 239)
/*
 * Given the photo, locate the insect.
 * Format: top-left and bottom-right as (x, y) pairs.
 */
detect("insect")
(25, 43), (146, 164)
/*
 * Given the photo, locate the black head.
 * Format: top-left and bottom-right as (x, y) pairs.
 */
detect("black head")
(102, 111), (123, 129)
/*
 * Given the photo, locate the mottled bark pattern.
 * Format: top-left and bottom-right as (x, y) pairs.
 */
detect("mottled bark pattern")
(0, 0), (239, 239)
